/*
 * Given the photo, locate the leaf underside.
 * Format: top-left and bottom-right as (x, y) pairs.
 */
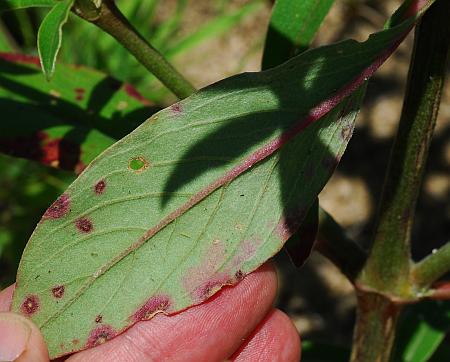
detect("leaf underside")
(11, 1), (432, 358)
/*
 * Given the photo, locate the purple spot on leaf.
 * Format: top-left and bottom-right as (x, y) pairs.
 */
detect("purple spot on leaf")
(94, 180), (106, 195)
(43, 194), (71, 219)
(51, 285), (65, 299)
(20, 295), (40, 315)
(170, 103), (182, 113)
(131, 295), (172, 322)
(86, 325), (116, 348)
(76, 217), (93, 233)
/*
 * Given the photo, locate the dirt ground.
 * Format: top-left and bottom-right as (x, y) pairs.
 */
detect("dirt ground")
(162, 0), (450, 346)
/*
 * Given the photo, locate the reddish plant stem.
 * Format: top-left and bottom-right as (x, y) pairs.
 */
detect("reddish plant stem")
(427, 281), (450, 300)
(350, 293), (402, 362)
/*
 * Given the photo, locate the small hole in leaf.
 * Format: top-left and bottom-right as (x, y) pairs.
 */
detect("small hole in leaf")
(128, 156), (149, 173)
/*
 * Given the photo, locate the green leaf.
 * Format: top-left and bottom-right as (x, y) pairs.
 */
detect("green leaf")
(0, 52), (158, 172)
(0, 0), (58, 12)
(11, 1), (433, 358)
(394, 300), (450, 362)
(284, 198), (318, 267)
(0, 23), (14, 51)
(163, 1), (263, 58)
(262, 0), (335, 69)
(37, 0), (74, 80)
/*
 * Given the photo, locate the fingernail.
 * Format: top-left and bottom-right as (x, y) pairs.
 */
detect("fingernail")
(0, 313), (32, 361)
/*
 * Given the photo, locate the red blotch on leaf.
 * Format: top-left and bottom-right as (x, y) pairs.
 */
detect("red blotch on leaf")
(0, 52), (40, 67)
(43, 194), (71, 219)
(20, 295), (40, 315)
(75, 217), (93, 233)
(95, 315), (103, 324)
(94, 179), (106, 195)
(131, 295), (172, 322)
(51, 285), (65, 299)
(194, 275), (231, 302)
(276, 207), (307, 241)
(74, 88), (85, 101)
(0, 131), (85, 173)
(72, 339), (79, 345)
(124, 84), (150, 105)
(170, 103), (182, 113)
(86, 325), (116, 348)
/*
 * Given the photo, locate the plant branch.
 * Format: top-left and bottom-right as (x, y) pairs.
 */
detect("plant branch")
(350, 293), (402, 362)
(315, 208), (366, 281)
(426, 281), (450, 300)
(413, 242), (450, 289)
(75, 0), (196, 99)
(359, 0), (450, 295)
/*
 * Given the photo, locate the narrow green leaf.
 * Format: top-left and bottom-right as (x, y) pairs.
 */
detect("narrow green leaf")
(394, 300), (450, 362)
(164, 1), (263, 58)
(0, 52), (158, 172)
(37, 0), (74, 80)
(262, 0), (335, 69)
(0, 22), (15, 51)
(0, 0), (58, 12)
(11, 1), (434, 358)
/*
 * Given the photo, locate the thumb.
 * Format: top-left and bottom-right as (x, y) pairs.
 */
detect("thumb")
(0, 312), (49, 362)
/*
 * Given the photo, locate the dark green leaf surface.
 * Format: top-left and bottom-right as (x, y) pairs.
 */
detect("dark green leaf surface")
(37, 0), (74, 80)
(11, 1), (432, 358)
(0, 0), (57, 12)
(262, 0), (335, 69)
(0, 52), (157, 172)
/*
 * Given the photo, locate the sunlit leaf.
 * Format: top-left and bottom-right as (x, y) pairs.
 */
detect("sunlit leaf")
(37, 0), (74, 80)
(0, 52), (157, 172)
(0, 0), (57, 12)
(262, 0), (335, 69)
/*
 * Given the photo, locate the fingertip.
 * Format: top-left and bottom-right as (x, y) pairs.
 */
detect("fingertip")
(0, 312), (49, 362)
(230, 309), (301, 362)
(0, 285), (15, 312)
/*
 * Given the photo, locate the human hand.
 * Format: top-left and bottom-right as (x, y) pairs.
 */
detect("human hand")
(0, 263), (300, 361)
